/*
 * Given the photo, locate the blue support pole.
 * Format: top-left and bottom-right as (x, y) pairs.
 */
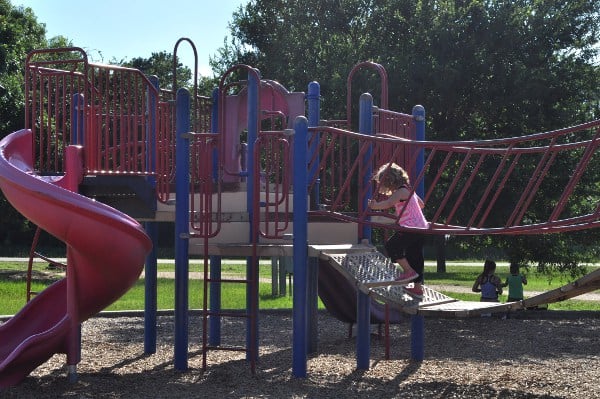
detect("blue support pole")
(209, 87), (222, 346)
(246, 71), (260, 361)
(413, 105), (425, 198)
(360, 93), (374, 242)
(307, 81), (320, 210)
(306, 81), (320, 354)
(143, 221), (158, 354)
(208, 255), (221, 346)
(356, 93), (374, 369)
(292, 116), (309, 378)
(144, 75), (159, 355)
(68, 92), (84, 381)
(174, 88), (191, 371)
(410, 104), (426, 362)
(246, 72), (258, 226)
(71, 93), (84, 145)
(356, 291), (371, 369)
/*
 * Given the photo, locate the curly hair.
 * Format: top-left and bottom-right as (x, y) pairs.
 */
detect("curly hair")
(372, 162), (410, 194)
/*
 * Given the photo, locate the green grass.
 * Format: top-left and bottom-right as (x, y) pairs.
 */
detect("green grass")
(1, 260), (599, 316)
(424, 263), (594, 292)
(424, 263), (600, 311)
(104, 278), (296, 312)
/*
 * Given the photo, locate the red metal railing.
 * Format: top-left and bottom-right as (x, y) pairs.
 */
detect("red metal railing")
(373, 108), (417, 174)
(86, 63), (155, 174)
(308, 119), (600, 235)
(25, 48), (160, 177)
(24, 47), (214, 205)
(188, 132), (222, 238)
(156, 89), (212, 204)
(24, 48), (88, 173)
(156, 99), (175, 203)
(253, 130), (292, 239)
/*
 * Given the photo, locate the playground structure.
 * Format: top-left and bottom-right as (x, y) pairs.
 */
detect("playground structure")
(1, 39), (600, 387)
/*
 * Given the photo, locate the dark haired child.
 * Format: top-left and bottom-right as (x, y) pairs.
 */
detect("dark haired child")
(472, 259), (503, 302)
(503, 262), (528, 302)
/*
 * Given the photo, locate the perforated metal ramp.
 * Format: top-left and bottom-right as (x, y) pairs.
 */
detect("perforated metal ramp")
(317, 245), (600, 317)
(321, 249), (522, 317)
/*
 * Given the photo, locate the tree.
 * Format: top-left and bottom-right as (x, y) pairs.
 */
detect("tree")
(0, 1), (46, 137)
(0, 0), (48, 247)
(123, 51), (192, 92)
(214, 0), (600, 273)
(220, 0), (599, 133)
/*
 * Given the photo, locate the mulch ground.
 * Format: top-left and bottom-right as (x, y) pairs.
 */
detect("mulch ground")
(2, 309), (599, 398)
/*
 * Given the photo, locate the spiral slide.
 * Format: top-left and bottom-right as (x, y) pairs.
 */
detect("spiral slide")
(0, 129), (152, 388)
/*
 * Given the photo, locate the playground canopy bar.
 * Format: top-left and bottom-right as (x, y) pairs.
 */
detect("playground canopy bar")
(24, 47), (600, 239)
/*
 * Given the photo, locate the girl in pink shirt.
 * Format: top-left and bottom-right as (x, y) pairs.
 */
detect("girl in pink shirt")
(368, 163), (428, 298)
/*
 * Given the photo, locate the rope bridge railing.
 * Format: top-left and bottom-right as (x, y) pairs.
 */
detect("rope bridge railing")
(308, 119), (600, 235)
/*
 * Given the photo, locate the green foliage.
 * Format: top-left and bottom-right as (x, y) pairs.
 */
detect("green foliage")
(0, 1), (48, 246)
(123, 51), (193, 92)
(214, 0), (600, 273)
(0, 0), (46, 136)
(217, 0), (599, 130)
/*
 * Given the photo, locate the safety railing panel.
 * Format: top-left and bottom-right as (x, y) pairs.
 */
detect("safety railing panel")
(156, 100), (175, 203)
(86, 64), (157, 175)
(373, 108), (417, 177)
(25, 48), (161, 177)
(188, 132), (222, 238)
(25, 49), (88, 174)
(308, 125), (356, 210)
(308, 119), (600, 235)
(156, 90), (212, 204)
(254, 130), (293, 239)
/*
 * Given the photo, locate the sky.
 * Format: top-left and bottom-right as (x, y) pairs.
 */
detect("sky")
(15, 0), (249, 76)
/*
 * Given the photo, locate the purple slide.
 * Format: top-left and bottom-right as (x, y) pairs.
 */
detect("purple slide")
(0, 129), (152, 387)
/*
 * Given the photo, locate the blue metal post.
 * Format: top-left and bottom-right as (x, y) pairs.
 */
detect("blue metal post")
(356, 291), (370, 369)
(413, 105), (425, 198)
(356, 93), (374, 369)
(68, 92), (84, 380)
(143, 221), (158, 354)
(246, 72), (258, 228)
(306, 81), (320, 354)
(144, 75), (159, 354)
(410, 104), (426, 362)
(174, 88), (191, 371)
(209, 87), (222, 346)
(292, 116), (309, 378)
(307, 81), (320, 209)
(360, 93), (374, 242)
(246, 71), (260, 361)
(208, 255), (221, 345)
(71, 93), (84, 145)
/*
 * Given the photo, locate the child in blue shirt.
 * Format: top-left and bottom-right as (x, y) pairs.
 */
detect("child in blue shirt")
(472, 259), (503, 302)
